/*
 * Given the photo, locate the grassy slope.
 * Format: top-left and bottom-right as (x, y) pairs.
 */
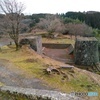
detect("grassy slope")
(0, 37), (100, 100)
(0, 82), (3, 86)
(42, 38), (75, 44)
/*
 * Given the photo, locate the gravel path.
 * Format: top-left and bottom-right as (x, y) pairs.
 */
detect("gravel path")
(0, 60), (53, 90)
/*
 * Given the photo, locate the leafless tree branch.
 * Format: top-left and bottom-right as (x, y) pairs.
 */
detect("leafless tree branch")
(0, 0), (25, 50)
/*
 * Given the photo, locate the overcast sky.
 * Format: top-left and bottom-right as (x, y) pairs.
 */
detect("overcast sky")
(18, 0), (100, 14)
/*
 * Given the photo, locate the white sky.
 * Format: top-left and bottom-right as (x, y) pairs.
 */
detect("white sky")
(18, 0), (100, 14)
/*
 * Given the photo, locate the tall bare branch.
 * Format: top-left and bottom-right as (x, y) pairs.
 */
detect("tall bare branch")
(0, 0), (25, 50)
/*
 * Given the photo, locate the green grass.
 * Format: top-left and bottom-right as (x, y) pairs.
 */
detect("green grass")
(69, 76), (98, 92)
(0, 82), (4, 86)
(42, 38), (75, 44)
(0, 45), (100, 100)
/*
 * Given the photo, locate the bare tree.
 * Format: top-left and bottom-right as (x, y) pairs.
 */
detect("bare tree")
(65, 23), (93, 38)
(0, 0), (25, 50)
(37, 15), (66, 36)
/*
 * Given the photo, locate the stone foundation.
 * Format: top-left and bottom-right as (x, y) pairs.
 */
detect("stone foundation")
(19, 36), (42, 54)
(42, 43), (70, 49)
(74, 37), (99, 66)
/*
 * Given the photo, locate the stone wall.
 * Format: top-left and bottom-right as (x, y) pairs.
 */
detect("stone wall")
(19, 36), (42, 54)
(74, 37), (99, 66)
(42, 43), (70, 49)
(0, 86), (83, 100)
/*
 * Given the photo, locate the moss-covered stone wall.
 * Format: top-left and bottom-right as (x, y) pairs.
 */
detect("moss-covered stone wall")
(74, 37), (99, 66)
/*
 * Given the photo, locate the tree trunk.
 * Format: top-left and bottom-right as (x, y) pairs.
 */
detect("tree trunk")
(14, 40), (19, 51)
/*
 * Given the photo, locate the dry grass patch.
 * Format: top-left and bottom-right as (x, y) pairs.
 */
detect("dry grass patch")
(42, 38), (75, 44)
(0, 82), (4, 86)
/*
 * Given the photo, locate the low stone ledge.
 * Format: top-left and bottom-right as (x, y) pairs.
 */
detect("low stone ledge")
(0, 86), (84, 100)
(42, 43), (70, 49)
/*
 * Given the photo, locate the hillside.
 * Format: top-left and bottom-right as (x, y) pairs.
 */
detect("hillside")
(0, 43), (100, 100)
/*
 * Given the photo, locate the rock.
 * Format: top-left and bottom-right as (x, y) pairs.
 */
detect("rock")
(60, 65), (74, 68)
(74, 37), (99, 66)
(46, 66), (60, 74)
(19, 36), (42, 54)
(0, 86), (84, 100)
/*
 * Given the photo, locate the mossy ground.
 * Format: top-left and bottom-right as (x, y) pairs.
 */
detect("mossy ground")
(0, 82), (4, 87)
(42, 37), (75, 44)
(0, 43), (100, 100)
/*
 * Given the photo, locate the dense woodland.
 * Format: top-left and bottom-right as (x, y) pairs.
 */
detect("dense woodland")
(25, 11), (100, 29)
(61, 11), (100, 29)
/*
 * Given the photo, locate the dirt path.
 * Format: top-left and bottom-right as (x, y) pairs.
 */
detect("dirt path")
(0, 59), (53, 90)
(43, 47), (74, 63)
